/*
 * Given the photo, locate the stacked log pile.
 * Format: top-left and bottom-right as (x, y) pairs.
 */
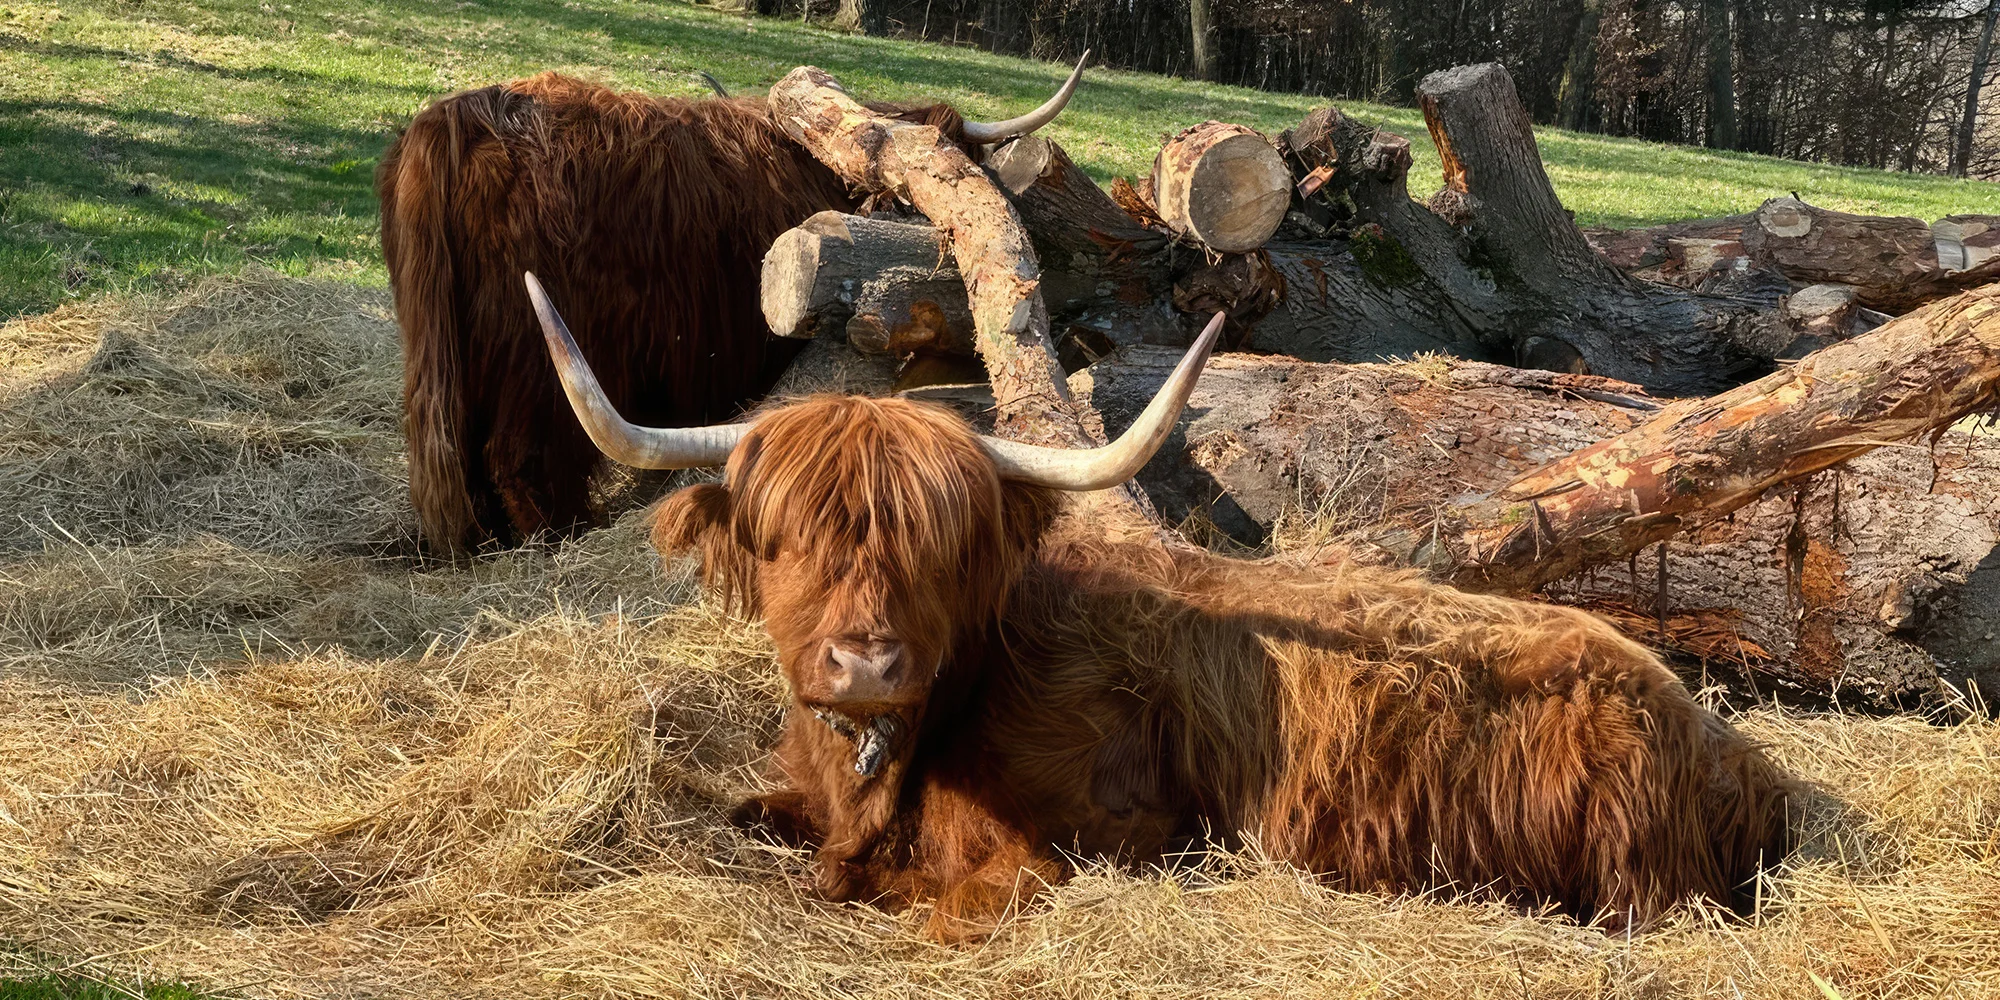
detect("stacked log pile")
(752, 60), (2000, 711)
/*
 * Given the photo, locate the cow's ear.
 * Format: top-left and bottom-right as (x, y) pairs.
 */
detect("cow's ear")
(998, 482), (1062, 557)
(652, 483), (729, 556)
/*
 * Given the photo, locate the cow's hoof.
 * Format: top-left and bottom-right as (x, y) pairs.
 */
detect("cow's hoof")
(813, 856), (863, 901)
(729, 791), (818, 849)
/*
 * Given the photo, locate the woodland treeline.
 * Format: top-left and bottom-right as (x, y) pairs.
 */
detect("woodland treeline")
(767, 0), (2000, 178)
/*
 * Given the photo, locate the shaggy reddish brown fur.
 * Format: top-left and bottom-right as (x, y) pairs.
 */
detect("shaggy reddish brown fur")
(378, 74), (983, 552)
(651, 395), (1794, 942)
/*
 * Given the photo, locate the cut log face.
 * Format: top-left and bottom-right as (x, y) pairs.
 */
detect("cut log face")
(759, 211), (974, 355)
(1152, 122), (1291, 253)
(1934, 215), (2000, 272)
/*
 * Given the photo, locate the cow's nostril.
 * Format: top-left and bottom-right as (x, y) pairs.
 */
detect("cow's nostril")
(826, 638), (907, 699)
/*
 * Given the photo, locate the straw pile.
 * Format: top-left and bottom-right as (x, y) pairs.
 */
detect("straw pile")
(0, 271), (1995, 999)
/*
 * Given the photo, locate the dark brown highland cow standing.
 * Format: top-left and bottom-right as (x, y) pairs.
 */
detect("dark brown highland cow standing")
(526, 277), (1792, 942)
(377, 64), (1083, 551)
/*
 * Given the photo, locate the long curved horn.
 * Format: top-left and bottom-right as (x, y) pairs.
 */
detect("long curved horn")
(960, 51), (1088, 144)
(524, 272), (747, 470)
(979, 311), (1224, 491)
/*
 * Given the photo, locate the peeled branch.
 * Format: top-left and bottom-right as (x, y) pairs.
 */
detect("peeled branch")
(768, 64), (1091, 451)
(1370, 283), (2000, 593)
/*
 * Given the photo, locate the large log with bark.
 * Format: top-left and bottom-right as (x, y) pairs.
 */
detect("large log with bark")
(761, 211), (975, 356)
(1074, 292), (2000, 709)
(1585, 204), (2000, 314)
(1394, 286), (2000, 594)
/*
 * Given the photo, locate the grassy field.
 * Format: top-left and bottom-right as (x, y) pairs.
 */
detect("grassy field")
(5, 0), (2000, 319)
(0, 971), (206, 1000)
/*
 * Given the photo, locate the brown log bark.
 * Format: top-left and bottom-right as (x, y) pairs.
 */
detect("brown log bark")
(1150, 122), (1291, 253)
(1408, 64), (1789, 392)
(1584, 204), (2000, 314)
(1369, 284), (2000, 595)
(767, 66), (1096, 450)
(984, 136), (1187, 346)
(760, 211), (975, 355)
(1076, 338), (2000, 710)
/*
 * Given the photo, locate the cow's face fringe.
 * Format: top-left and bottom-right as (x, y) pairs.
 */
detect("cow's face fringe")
(654, 396), (1059, 740)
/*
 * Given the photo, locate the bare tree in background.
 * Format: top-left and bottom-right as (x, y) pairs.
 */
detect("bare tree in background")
(836, 0), (888, 34)
(1954, 0), (1999, 175)
(1189, 0), (1217, 80)
(1559, 0), (1604, 128)
(1704, 0), (1737, 147)
(769, 0), (2000, 176)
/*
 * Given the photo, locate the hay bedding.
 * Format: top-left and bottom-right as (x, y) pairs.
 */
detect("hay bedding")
(0, 272), (1995, 999)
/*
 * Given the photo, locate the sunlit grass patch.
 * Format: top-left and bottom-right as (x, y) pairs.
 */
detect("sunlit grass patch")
(5, 0), (1999, 318)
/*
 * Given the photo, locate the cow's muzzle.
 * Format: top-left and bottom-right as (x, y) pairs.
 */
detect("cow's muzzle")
(812, 708), (908, 779)
(822, 636), (908, 704)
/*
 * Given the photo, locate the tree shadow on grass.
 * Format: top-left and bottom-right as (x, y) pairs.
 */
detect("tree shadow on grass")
(0, 94), (389, 318)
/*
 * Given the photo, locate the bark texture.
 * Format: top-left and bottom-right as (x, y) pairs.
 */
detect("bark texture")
(768, 66), (1094, 449)
(760, 211), (974, 355)
(1076, 345), (2000, 710)
(1585, 202), (2000, 313)
(1382, 284), (2000, 595)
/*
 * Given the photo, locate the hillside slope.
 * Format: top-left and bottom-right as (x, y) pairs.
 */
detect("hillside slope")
(4, 0), (2000, 317)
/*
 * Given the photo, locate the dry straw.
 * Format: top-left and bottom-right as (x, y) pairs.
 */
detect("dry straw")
(0, 271), (1995, 998)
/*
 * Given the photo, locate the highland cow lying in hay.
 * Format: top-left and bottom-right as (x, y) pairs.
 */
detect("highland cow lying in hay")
(524, 275), (1792, 941)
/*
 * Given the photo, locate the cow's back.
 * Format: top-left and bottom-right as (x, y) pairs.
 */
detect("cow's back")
(379, 73), (855, 551)
(973, 538), (1791, 923)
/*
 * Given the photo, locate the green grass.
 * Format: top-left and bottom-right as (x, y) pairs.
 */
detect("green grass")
(0, 947), (213, 1000)
(0, 975), (208, 1000)
(3, 0), (1998, 318)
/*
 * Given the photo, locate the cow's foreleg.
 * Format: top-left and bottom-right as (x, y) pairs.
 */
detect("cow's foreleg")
(728, 789), (820, 849)
(903, 776), (1060, 943)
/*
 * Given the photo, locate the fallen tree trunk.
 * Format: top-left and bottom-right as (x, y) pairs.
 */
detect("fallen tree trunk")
(768, 66), (1096, 450)
(1585, 204), (2000, 313)
(1392, 284), (2000, 595)
(1074, 292), (2000, 708)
